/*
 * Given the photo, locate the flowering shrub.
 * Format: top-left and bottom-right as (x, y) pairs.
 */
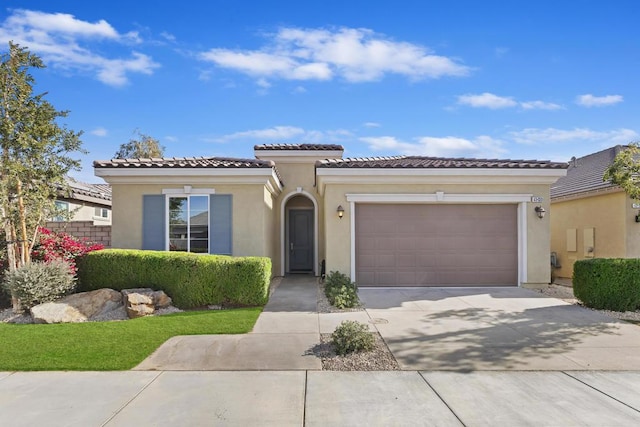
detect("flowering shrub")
(31, 228), (104, 274)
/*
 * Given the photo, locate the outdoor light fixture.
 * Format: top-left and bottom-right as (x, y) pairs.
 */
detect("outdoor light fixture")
(337, 205), (345, 219)
(535, 205), (546, 219)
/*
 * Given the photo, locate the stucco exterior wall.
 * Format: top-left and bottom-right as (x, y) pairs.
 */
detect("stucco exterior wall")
(322, 182), (552, 287)
(270, 162), (325, 275)
(550, 191), (626, 278)
(110, 183), (274, 257)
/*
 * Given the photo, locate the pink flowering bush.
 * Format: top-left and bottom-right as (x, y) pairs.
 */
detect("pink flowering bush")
(31, 228), (104, 274)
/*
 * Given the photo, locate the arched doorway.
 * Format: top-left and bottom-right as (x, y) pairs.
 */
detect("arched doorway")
(281, 192), (317, 275)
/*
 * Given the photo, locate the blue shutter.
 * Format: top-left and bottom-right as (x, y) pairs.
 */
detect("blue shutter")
(210, 194), (232, 255)
(142, 195), (166, 250)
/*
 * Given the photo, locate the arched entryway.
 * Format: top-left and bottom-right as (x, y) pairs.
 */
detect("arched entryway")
(281, 191), (318, 275)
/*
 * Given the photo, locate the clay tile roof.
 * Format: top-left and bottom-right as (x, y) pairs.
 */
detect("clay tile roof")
(93, 156), (275, 169)
(316, 155), (568, 169)
(254, 143), (344, 151)
(93, 156), (283, 185)
(551, 145), (627, 199)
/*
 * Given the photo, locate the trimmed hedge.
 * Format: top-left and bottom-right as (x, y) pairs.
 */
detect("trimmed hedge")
(573, 258), (640, 312)
(76, 249), (271, 309)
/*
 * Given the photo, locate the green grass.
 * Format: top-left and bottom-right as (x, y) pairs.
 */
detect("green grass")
(0, 308), (261, 371)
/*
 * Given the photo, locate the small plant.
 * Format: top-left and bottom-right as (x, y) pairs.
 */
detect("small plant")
(31, 228), (104, 274)
(2, 260), (76, 310)
(331, 320), (375, 355)
(324, 270), (359, 309)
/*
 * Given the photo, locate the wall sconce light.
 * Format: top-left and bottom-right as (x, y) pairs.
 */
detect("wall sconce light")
(337, 205), (345, 219)
(635, 211), (640, 223)
(534, 205), (546, 219)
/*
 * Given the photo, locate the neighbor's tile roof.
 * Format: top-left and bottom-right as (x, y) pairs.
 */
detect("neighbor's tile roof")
(551, 146), (626, 199)
(254, 143), (344, 151)
(64, 178), (111, 201)
(316, 155), (568, 169)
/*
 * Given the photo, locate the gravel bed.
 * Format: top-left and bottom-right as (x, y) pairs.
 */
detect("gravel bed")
(309, 333), (400, 371)
(0, 304), (184, 324)
(316, 282), (364, 313)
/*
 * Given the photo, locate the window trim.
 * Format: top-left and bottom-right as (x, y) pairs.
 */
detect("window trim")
(165, 193), (211, 254)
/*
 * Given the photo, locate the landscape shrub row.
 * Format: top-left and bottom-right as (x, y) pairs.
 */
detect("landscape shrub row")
(324, 270), (359, 309)
(76, 249), (271, 308)
(573, 258), (640, 312)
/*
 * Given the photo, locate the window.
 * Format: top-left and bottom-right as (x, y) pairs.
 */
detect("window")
(52, 200), (69, 221)
(94, 207), (109, 218)
(168, 195), (209, 253)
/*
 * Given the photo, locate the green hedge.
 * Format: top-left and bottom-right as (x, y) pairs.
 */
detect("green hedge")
(573, 258), (640, 312)
(76, 249), (271, 309)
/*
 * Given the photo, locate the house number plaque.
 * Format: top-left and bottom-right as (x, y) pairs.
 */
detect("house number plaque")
(531, 196), (544, 203)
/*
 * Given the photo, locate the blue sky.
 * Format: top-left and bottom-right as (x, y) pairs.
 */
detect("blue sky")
(1, 1), (638, 183)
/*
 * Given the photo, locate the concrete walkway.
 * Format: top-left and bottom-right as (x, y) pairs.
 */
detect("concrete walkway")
(1, 370), (640, 426)
(136, 276), (640, 371)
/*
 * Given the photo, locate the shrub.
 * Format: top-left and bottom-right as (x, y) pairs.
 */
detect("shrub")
(573, 258), (640, 312)
(31, 228), (104, 274)
(2, 260), (76, 310)
(324, 270), (359, 309)
(331, 320), (375, 355)
(76, 249), (271, 309)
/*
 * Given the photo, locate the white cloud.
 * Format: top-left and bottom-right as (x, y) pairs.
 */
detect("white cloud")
(292, 86), (307, 94)
(495, 47), (509, 58)
(520, 100), (563, 110)
(457, 93), (518, 109)
(160, 31), (176, 42)
(363, 122), (381, 128)
(256, 78), (271, 88)
(213, 126), (353, 143)
(90, 127), (107, 137)
(199, 27), (470, 84)
(360, 135), (506, 158)
(510, 127), (638, 145)
(0, 9), (159, 86)
(457, 92), (563, 110)
(164, 136), (178, 142)
(576, 94), (623, 107)
(217, 126), (305, 141)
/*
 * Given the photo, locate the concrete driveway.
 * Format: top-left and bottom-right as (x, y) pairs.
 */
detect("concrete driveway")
(136, 277), (640, 371)
(360, 286), (640, 371)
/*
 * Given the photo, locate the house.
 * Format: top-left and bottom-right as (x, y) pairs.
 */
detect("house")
(550, 145), (640, 279)
(52, 178), (112, 226)
(94, 144), (567, 288)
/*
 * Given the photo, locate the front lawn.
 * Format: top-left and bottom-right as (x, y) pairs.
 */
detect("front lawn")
(0, 308), (261, 371)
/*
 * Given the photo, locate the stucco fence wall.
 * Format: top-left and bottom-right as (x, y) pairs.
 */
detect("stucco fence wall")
(45, 221), (111, 248)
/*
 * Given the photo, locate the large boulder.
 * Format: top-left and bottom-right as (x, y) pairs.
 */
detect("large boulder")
(30, 289), (123, 324)
(121, 288), (172, 319)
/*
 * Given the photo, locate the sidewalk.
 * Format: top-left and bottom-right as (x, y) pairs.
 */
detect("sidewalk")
(1, 370), (639, 426)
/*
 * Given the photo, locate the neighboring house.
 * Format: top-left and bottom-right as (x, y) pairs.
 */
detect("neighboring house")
(94, 144), (567, 288)
(550, 145), (640, 279)
(52, 178), (112, 226)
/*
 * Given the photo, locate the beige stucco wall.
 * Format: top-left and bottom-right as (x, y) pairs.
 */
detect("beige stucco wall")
(269, 162), (326, 275)
(551, 191), (628, 278)
(110, 183), (275, 258)
(322, 182), (553, 287)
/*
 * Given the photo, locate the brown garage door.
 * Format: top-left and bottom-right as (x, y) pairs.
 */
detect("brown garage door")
(355, 204), (518, 286)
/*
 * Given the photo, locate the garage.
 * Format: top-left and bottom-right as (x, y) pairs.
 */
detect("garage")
(355, 203), (518, 286)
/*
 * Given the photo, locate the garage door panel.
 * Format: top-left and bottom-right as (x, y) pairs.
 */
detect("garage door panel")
(355, 204), (518, 287)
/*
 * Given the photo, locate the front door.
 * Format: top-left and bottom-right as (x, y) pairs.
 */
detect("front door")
(288, 209), (313, 272)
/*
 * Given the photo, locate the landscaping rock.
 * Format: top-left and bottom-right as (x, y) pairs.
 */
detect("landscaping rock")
(30, 289), (123, 324)
(121, 288), (172, 309)
(122, 291), (155, 319)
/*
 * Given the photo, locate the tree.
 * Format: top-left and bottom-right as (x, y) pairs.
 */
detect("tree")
(603, 143), (640, 199)
(0, 42), (83, 308)
(114, 131), (164, 158)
